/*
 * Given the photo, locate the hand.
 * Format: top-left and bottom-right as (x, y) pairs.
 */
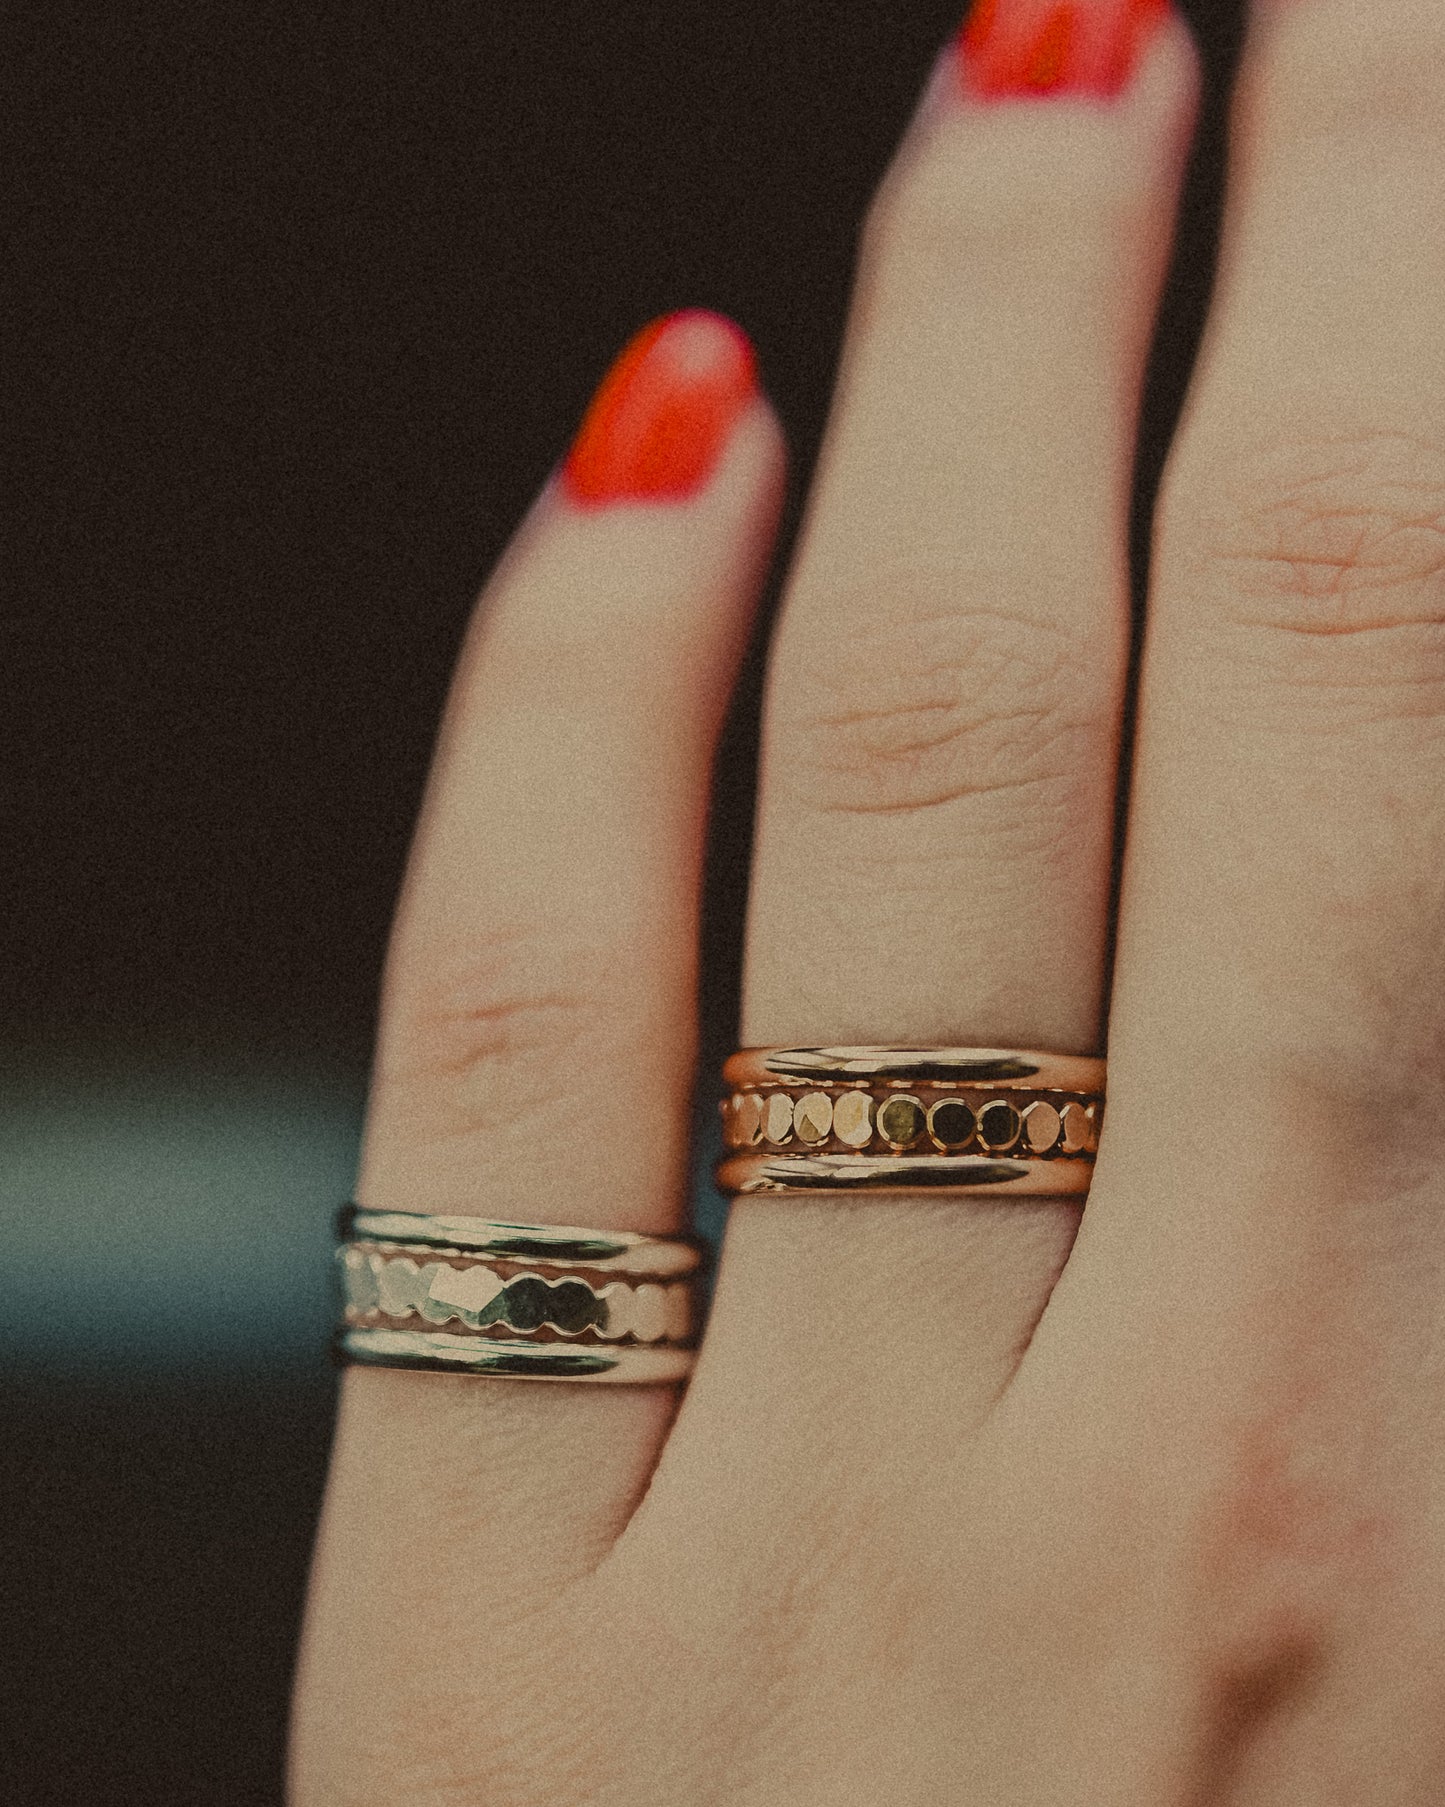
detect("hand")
(292, 1), (1445, 1799)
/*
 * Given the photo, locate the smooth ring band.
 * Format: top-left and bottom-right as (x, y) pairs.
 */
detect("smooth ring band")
(334, 1209), (702, 1383)
(718, 1046), (1104, 1198)
(717, 1153), (1097, 1196)
(723, 1045), (1105, 1092)
(338, 1328), (695, 1384)
(340, 1207), (703, 1275)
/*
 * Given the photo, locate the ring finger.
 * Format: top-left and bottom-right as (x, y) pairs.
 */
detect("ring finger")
(292, 311), (785, 1797)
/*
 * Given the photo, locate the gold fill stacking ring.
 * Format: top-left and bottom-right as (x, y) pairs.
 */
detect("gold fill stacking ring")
(717, 1046), (1105, 1198)
(334, 1208), (703, 1383)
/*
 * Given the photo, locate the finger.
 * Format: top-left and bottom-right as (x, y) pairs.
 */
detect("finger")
(747, 3), (1195, 1051)
(1071, 0), (1445, 1289)
(617, 7), (1200, 1606)
(1027, 2), (1445, 1777)
(293, 313), (785, 1793)
(715, 3), (1194, 1416)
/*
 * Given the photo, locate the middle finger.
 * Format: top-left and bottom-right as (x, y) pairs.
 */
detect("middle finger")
(652, 0), (1198, 1535)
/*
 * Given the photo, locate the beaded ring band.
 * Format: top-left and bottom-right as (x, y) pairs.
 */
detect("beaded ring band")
(334, 1208), (704, 1383)
(716, 1046), (1104, 1198)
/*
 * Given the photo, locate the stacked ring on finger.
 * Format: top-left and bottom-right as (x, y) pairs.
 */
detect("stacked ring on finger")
(716, 1047), (1105, 1197)
(334, 1208), (704, 1382)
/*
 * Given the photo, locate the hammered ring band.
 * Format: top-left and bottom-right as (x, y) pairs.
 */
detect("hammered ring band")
(716, 1046), (1105, 1198)
(334, 1208), (704, 1383)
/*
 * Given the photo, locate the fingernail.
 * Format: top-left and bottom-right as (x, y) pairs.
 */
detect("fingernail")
(561, 310), (759, 507)
(956, 0), (1169, 101)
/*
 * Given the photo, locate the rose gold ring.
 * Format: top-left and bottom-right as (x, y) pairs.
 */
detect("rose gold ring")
(717, 1046), (1104, 1198)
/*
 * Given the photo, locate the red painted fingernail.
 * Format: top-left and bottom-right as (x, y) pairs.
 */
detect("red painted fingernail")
(561, 310), (758, 507)
(956, 0), (1169, 101)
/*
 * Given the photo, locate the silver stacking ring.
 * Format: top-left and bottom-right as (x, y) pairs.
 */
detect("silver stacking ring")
(333, 1207), (704, 1384)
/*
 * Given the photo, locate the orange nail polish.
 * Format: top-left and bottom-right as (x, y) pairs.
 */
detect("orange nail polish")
(956, 0), (1168, 101)
(561, 310), (758, 507)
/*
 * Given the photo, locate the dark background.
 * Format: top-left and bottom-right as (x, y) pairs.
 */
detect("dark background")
(5, 2), (1243, 1800)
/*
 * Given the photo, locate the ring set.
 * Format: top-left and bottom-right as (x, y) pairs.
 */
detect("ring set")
(335, 1209), (703, 1384)
(718, 1046), (1102, 1197)
(334, 1045), (1104, 1384)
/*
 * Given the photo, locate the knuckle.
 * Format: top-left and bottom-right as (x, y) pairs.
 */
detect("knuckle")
(373, 924), (617, 1147)
(779, 578), (1106, 839)
(314, 1699), (554, 1807)
(1166, 430), (1445, 713)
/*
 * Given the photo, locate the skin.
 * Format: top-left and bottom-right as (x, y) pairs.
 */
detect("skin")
(291, 1), (1445, 1800)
